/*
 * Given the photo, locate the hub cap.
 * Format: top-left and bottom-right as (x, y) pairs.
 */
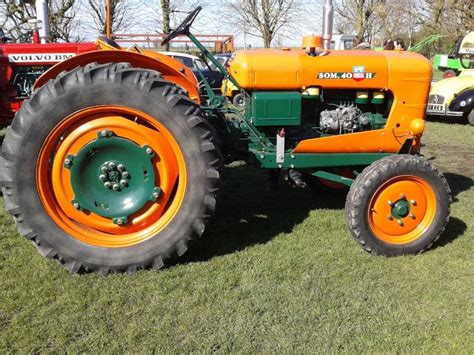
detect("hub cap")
(368, 175), (436, 244)
(64, 133), (159, 223)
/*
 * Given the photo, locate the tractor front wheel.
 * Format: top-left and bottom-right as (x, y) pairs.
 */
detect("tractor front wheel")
(345, 155), (451, 256)
(0, 62), (222, 274)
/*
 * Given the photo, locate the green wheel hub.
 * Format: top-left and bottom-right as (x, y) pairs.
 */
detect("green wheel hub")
(65, 131), (161, 223)
(391, 199), (411, 219)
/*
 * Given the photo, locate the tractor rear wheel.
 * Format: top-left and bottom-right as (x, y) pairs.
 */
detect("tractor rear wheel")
(0, 62), (222, 274)
(345, 155), (451, 256)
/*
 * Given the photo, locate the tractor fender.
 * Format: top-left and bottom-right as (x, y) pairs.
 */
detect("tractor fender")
(34, 49), (201, 103)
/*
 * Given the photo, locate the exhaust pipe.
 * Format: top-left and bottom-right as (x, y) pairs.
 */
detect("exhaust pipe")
(322, 0), (333, 50)
(35, 0), (49, 43)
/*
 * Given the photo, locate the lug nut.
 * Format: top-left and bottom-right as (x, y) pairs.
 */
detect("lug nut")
(112, 183), (120, 191)
(120, 179), (128, 187)
(400, 194), (406, 200)
(122, 171), (129, 178)
(108, 162), (116, 169)
(410, 200), (417, 206)
(73, 202), (80, 209)
(409, 213), (416, 219)
(117, 164), (124, 171)
(387, 215), (393, 221)
(104, 182), (112, 189)
(101, 166), (108, 173)
(99, 174), (106, 181)
(397, 219), (404, 226)
(146, 147), (153, 155)
(387, 200), (394, 206)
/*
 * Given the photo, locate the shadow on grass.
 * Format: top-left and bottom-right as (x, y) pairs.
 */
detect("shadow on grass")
(444, 172), (473, 199)
(432, 217), (468, 250)
(177, 165), (347, 265)
(177, 166), (470, 266)
(426, 115), (468, 125)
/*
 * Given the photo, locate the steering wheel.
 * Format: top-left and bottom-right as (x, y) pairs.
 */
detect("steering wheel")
(161, 6), (202, 47)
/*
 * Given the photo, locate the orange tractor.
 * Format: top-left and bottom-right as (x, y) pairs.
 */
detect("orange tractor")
(0, 5), (451, 274)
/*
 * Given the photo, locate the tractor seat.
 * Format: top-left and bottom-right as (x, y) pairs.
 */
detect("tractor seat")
(97, 35), (121, 50)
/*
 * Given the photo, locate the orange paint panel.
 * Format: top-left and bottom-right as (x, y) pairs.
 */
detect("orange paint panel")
(232, 49), (432, 153)
(34, 50), (201, 103)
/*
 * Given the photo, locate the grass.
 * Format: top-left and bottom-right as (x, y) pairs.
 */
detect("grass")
(1, 121), (473, 352)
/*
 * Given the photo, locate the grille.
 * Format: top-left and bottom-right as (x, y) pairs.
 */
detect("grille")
(428, 94), (444, 104)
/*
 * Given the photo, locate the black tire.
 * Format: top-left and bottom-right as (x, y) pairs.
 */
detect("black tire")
(0, 62), (222, 274)
(467, 110), (474, 126)
(232, 93), (246, 107)
(345, 155), (451, 256)
(442, 69), (456, 79)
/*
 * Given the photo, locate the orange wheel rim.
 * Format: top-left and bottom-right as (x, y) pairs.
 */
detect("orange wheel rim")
(36, 106), (187, 247)
(368, 175), (436, 244)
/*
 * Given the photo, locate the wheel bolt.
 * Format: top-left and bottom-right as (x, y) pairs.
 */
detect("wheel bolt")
(113, 217), (127, 225)
(99, 174), (106, 181)
(409, 213), (416, 219)
(112, 183), (120, 191)
(397, 219), (404, 226)
(410, 200), (417, 206)
(108, 162), (116, 169)
(387, 200), (393, 206)
(73, 202), (80, 209)
(400, 194), (406, 200)
(146, 147), (153, 155)
(104, 182), (112, 189)
(153, 192), (159, 199)
(117, 164), (124, 171)
(387, 215), (393, 221)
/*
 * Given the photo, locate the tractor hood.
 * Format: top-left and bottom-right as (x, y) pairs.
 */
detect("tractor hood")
(229, 49), (432, 91)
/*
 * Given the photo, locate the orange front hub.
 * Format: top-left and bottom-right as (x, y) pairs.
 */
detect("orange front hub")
(368, 176), (436, 244)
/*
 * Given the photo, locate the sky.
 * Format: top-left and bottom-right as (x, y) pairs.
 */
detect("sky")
(75, 0), (327, 49)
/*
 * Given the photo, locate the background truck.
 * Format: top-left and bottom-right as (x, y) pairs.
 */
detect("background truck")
(0, 41), (97, 125)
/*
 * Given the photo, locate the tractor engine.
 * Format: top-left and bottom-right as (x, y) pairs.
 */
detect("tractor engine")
(320, 104), (360, 133)
(228, 47), (431, 145)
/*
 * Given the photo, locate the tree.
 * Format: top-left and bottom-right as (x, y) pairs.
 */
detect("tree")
(88, 0), (133, 35)
(226, 0), (299, 48)
(373, 0), (423, 47)
(416, 0), (473, 55)
(335, 0), (385, 44)
(0, 0), (79, 42)
(160, 0), (171, 49)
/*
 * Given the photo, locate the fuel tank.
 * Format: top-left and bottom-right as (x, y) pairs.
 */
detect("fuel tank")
(229, 49), (432, 91)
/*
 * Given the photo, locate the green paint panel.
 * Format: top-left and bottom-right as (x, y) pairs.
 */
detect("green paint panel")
(68, 135), (157, 220)
(252, 150), (391, 169)
(251, 91), (301, 126)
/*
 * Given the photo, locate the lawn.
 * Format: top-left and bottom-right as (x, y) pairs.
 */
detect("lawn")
(0, 121), (473, 352)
